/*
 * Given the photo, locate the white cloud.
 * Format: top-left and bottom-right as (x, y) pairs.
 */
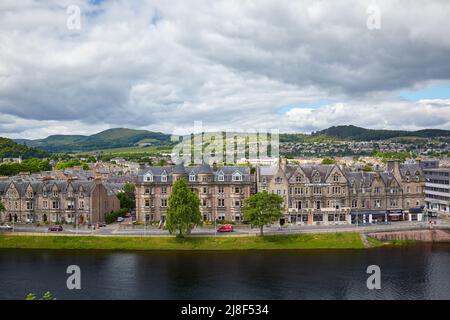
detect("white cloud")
(0, 0), (450, 139)
(285, 100), (450, 132)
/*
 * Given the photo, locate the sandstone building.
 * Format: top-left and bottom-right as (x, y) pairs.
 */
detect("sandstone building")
(0, 179), (120, 225)
(136, 162), (253, 223)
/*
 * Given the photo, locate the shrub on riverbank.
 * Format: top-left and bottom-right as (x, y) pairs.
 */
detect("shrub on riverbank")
(0, 233), (365, 250)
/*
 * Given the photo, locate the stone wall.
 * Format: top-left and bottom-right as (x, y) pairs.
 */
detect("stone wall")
(369, 229), (450, 242)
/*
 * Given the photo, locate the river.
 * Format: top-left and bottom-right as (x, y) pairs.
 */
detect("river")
(0, 244), (449, 300)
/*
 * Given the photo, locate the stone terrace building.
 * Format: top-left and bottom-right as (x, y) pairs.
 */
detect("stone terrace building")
(136, 162), (253, 223)
(256, 160), (425, 225)
(0, 179), (120, 225)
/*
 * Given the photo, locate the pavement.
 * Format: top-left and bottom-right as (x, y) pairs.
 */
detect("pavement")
(2, 219), (449, 237)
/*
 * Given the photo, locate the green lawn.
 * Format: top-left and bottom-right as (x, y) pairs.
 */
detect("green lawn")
(0, 233), (365, 250)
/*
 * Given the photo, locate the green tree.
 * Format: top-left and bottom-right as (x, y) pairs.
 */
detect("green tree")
(0, 200), (5, 213)
(123, 183), (135, 194)
(25, 291), (56, 300)
(321, 158), (336, 165)
(117, 192), (133, 210)
(243, 192), (284, 236)
(166, 179), (202, 238)
(41, 291), (55, 300)
(25, 293), (37, 300)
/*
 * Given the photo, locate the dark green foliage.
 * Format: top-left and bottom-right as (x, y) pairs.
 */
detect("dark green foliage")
(105, 208), (128, 224)
(56, 159), (89, 170)
(0, 158), (51, 176)
(0, 137), (48, 159)
(314, 125), (450, 141)
(166, 179), (202, 237)
(321, 158), (336, 164)
(243, 192), (284, 236)
(17, 128), (173, 153)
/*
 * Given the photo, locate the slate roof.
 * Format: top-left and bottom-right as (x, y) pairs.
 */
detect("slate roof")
(138, 164), (251, 183)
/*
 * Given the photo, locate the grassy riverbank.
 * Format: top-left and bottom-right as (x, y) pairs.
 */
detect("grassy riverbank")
(0, 233), (366, 250)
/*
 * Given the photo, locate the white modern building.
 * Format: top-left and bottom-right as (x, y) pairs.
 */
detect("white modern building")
(424, 164), (450, 215)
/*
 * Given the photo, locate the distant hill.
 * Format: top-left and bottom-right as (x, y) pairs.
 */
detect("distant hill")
(16, 128), (173, 153)
(312, 125), (450, 141)
(0, 137), (49, 159)
(13, 125), (450, 154)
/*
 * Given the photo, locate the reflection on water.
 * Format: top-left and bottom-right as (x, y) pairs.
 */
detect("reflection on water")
(0, 244), (449, 300)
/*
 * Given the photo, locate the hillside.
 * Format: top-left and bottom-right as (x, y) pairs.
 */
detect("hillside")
(313, 125), (450, 141)
(13, 125), (450, 154)
(0, 137), (49, 159)
(17, 128), (173, 153)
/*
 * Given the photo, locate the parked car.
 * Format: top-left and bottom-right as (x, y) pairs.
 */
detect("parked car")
(0, 224), (13, 231)
(48, 225), (63, 232)
(217, 224), (234, 232)
(98, 223), (107, 227)
(116, 217), (124, 223)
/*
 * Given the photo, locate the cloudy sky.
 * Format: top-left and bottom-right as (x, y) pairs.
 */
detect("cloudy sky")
(1, 0), (450, 139)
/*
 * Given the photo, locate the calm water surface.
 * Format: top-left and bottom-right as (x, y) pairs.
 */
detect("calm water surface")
(0, 244), (449, 300)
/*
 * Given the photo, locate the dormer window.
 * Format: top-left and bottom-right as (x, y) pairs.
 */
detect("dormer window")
(275, 177), (282, 183)
(144, 172), (153, 182)
(232, 172), (243, 182)
(295, 175), (302, 182)
(161, 171), (168, 182)
(333, 174), (339, 182)
(314, 173), (320, 183)
(189, 174), (196, 182)
(218, 174), (224, 182)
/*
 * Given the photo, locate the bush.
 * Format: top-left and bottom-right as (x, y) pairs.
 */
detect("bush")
(105, 208), (128, 224)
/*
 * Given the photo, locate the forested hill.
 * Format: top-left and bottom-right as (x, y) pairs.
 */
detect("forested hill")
(312, 125), (450, 141)
(0, 137), (49, 159)
(15, 128), (173, 153)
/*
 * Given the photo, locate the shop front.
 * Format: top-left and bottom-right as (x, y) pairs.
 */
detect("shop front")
(351, 210), (387, 224)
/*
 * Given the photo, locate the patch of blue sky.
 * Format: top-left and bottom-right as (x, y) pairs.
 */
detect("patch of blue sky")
(400, 85), (450, 101)
(277, 100), (333, 114)
(89, 0), (105, 5)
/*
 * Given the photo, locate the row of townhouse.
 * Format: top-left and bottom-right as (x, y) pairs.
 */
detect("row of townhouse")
(136, 162), (253, 223)
(257, 160), (425, 225)
(135, 160), (426, 225)
(0, 179), (121, 224)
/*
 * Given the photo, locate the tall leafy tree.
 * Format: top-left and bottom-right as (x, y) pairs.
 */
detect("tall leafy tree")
(166, 179), (201, 238)
(117, 183), (136, 210)
(243, 192), (284, 236)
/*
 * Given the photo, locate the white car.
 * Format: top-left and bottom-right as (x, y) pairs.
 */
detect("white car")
(0, 224), (13, 231)
(116, 217), (124, 223)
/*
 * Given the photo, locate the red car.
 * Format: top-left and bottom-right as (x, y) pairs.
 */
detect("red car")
(48, 225), (63, 232)
(217, 224), (233, 232)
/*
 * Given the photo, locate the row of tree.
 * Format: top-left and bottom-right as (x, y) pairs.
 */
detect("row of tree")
(0, 158), (52, 176)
